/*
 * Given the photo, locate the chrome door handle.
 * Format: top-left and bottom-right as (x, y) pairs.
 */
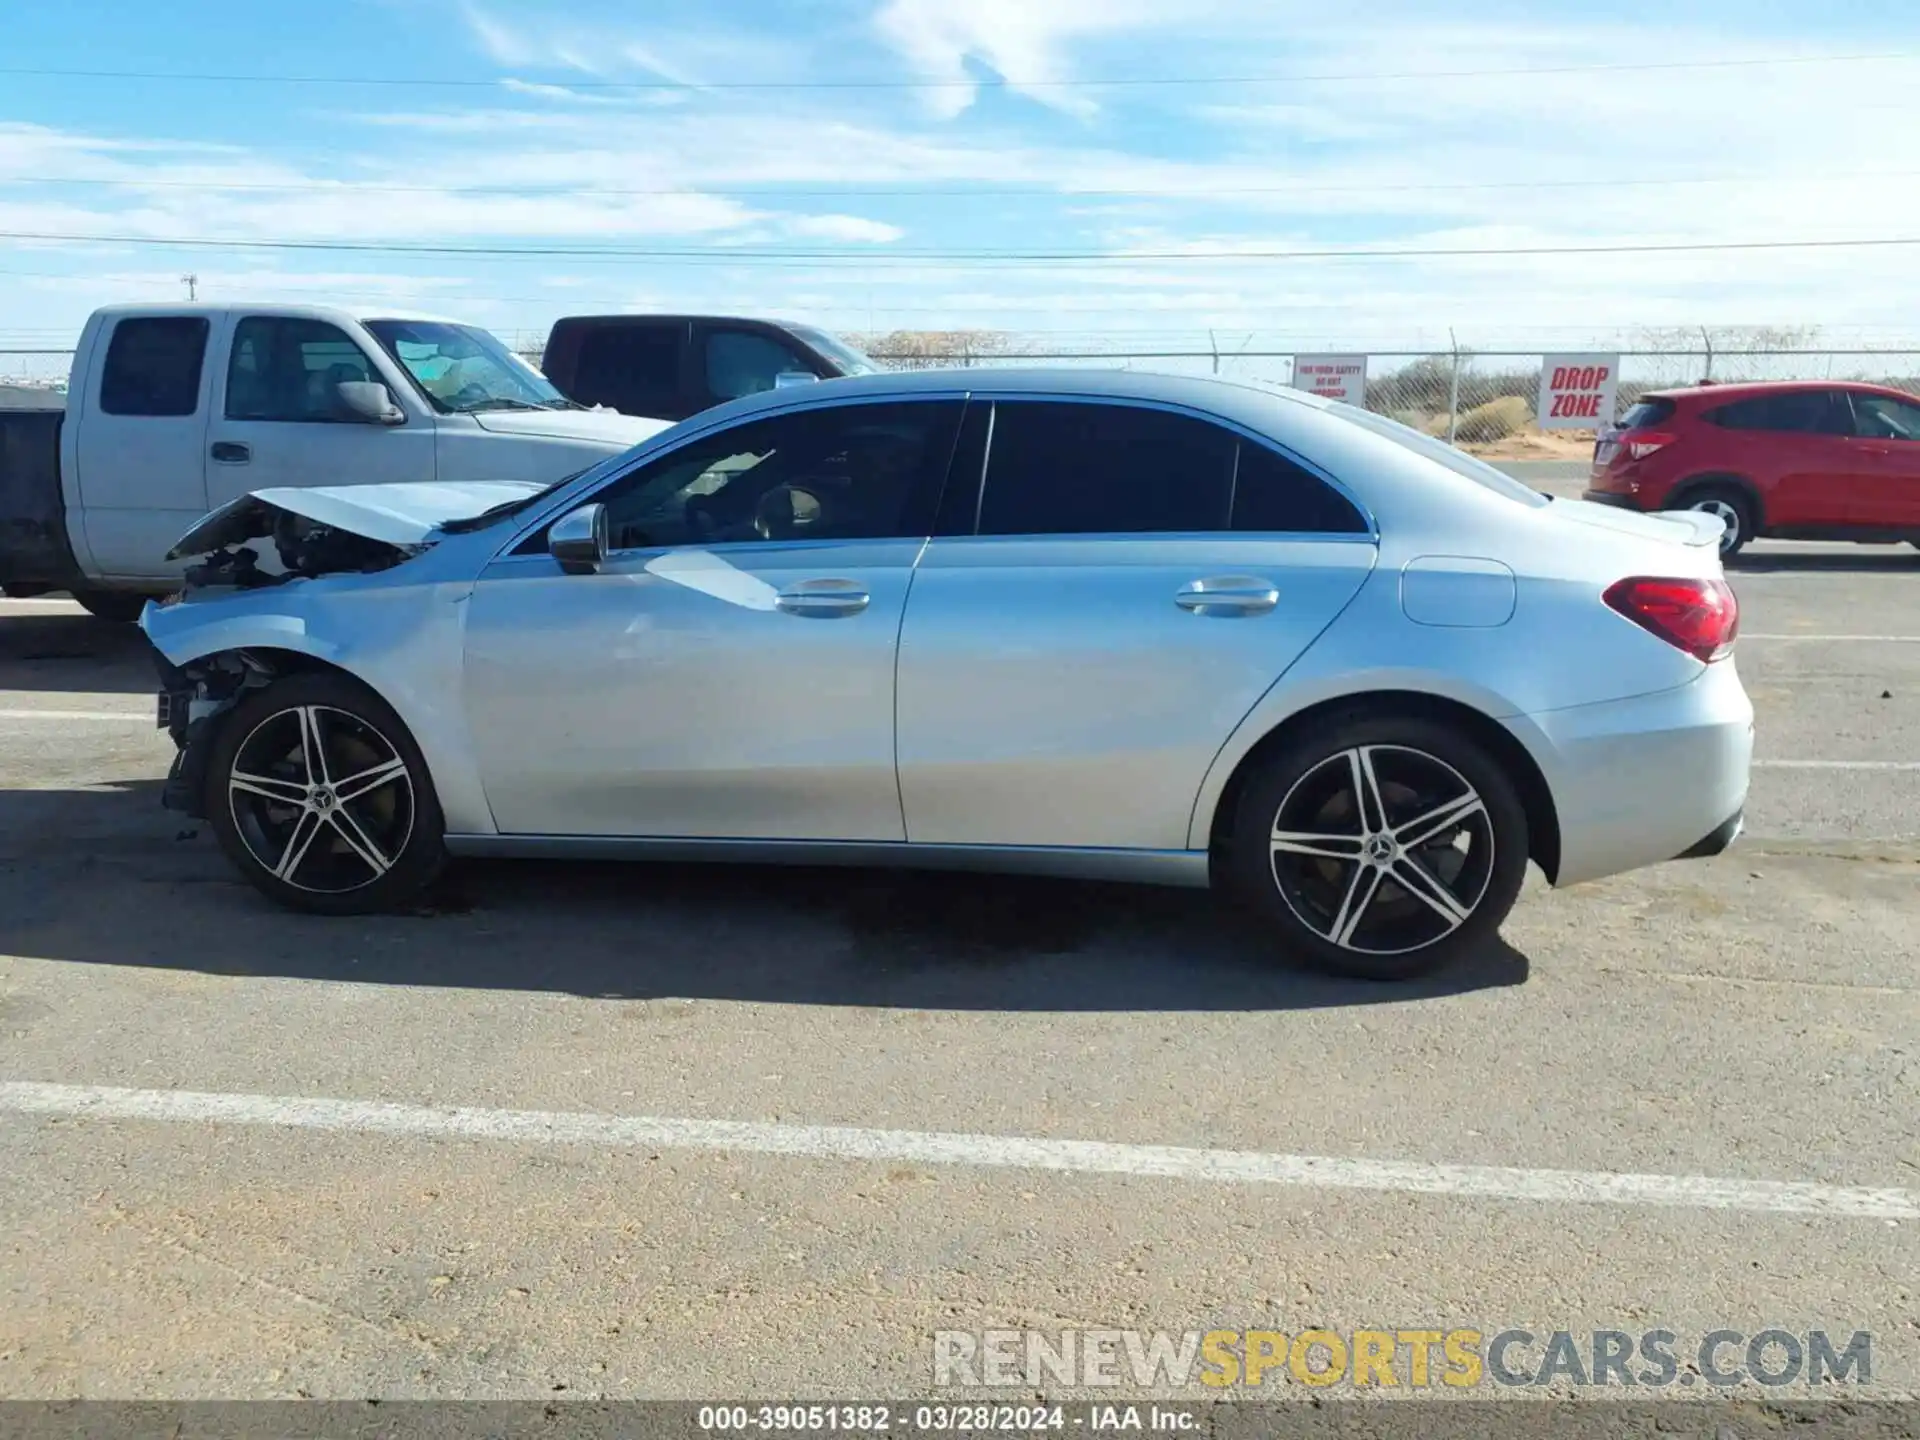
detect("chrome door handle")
(1175, 576), (1279, 615)
(775, 580), (870, 617)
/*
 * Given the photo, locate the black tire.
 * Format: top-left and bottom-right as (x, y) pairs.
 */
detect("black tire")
(71, 589), (151, 623)
(1227, 712), (1530, 981)
(201, 671), (447, 915)
(1666, 485), (1754, 558)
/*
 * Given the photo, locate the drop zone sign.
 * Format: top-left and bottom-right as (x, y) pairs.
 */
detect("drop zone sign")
(1538, 354), (1621, 430)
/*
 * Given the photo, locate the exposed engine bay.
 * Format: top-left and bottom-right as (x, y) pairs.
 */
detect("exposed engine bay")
(164, 478), (548, 594)
(183, 511), (415, 593)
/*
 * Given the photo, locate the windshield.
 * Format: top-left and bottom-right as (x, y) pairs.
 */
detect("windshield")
(1327, 401), (1552, 507)
(365, 319), (571, 414)
(788, 324), (881, 376)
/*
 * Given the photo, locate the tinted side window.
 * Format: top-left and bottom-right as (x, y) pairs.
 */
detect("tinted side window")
(581, 400), (962, 551)
(1704, 392), (1850, 435)
(705, 330), (811, 402)
(99, 317), (209, 417)
(977, 402), (1236, 536)
(1849, 392), (1920, 442)
(574, 325), (683, 414)
(1231, 444), (1368, 534)
(226, 317), (379, 422)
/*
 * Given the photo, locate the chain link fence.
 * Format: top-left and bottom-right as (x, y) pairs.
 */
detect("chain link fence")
(13, 340), (1920, 453)
(848, 343), (1920, 456)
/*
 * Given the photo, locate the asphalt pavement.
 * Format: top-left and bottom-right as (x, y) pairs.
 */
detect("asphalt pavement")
(0, 506), (1915, 1404)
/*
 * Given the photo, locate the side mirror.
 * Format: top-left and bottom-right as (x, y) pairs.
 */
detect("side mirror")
(335, 381), (405, 425)
(549, 502), (609, 575)
(773, 370), (820, 390)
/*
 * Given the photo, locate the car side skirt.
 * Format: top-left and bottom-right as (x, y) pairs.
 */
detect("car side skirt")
(443, 835), (1214, 888)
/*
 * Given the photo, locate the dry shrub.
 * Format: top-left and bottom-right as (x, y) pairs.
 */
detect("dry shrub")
(1453, 395), (1533, 444)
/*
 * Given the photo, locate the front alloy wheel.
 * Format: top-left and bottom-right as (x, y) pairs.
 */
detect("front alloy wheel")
(228, 704), (415, 895)
(204, 673), (446, 913)
(1229, 715), (1530, 979)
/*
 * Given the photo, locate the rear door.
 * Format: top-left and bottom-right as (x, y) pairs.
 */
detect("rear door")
(895, 398), (1377, 851)
(206, 314), (435, 508)
(71, 312), (222, 581)
(551, 319), (692, 420)
(1839, 390), (1920, 526)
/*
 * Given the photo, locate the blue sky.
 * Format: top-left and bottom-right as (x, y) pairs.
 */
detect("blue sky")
(6, 0), (1920, 370)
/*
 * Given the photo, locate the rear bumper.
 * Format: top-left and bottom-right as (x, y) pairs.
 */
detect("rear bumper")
(1508, 660), (1754, 888)
(1674, 807), (1744, 860)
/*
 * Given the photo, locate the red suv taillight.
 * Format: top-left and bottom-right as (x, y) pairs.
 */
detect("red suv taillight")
(1603, 576), (1739, 662)
(1623, 431), (1676, 461)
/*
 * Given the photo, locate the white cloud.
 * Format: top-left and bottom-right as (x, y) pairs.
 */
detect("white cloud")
(872, 0), (1167, 118)
(785, 214), (906, 244)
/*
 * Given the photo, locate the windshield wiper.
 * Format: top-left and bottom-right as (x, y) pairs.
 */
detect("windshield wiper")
(439, 467), (590, 533)
(457, 397), (546, 413)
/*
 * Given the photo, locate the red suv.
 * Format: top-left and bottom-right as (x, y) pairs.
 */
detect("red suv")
(1583, 380), (1920, 556)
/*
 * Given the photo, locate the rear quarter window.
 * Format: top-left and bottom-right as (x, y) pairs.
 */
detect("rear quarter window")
(99, 317), (210, 417)
(1618, 399), (1676, 429)
(1326, 402), (1550, 508)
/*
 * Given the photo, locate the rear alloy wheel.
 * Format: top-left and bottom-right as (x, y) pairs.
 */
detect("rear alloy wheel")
(204, 673), (446, 914)
(1229, 715), (1530, 980)
(1672, 487), (1753, 558)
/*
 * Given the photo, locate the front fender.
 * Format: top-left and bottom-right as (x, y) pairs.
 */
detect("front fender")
(139, 579), (498, 836)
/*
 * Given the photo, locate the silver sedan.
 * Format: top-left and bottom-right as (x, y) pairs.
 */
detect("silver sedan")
(142, 370), (1753, 979)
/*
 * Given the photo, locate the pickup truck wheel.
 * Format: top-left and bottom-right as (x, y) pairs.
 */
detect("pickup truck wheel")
(202, 672), (447, 915)
(71, 590), (151, 623)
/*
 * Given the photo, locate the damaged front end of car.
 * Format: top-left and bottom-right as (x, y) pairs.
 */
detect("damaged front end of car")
(147, 479), (549, 816)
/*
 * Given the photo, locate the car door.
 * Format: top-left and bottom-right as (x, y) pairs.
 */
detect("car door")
(205, 315), (435, 509)
(1701, 390), (1854, 527)
(895, 397), (1378, 852)
(71, 312), (220, 580)
(462, 396), (965, 839)
(1839, 390), (1920, 527)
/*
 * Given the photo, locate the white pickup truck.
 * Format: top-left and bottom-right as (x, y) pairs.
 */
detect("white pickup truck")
(0, 302), (670, 618)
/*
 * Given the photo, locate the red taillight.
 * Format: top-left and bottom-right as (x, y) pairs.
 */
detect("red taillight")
(1603, 576), (1739, 662)
(1624, 431), (1676, 462)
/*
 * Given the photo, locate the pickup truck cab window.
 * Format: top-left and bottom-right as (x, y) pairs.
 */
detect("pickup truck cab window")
(365, 319), (568, 415)
(226, 316), (382, 423)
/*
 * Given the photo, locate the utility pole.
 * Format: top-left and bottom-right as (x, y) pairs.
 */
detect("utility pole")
(181, 274), (198, 301)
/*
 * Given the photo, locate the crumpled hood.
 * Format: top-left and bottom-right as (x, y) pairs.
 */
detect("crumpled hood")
(1552, 497), (1726, 548)
(167, 480), (547, 558)
(469, 407), (670, 447)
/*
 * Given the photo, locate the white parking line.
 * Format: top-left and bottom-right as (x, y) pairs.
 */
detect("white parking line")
(1743, 633), (1920, 643)
(3, 710), (1917, 769)
(1, 1080), (1912, 1220)
(1754, 760), (1920, 771)
(0, 708), (150, 724)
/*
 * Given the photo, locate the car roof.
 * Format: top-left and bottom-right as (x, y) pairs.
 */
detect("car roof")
(1647, 378), (1915, 404)
(700, 365), (1330, 415)
(551, 313), (831, 331)
(89, 301), (467, 325)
